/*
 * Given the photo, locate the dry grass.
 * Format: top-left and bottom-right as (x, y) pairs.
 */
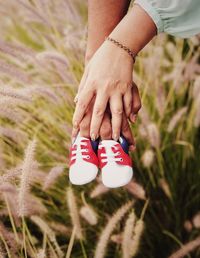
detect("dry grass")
(0, 0), (200, 257)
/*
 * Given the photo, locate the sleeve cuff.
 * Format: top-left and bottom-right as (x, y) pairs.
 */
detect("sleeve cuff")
(134, 0), (164, 34)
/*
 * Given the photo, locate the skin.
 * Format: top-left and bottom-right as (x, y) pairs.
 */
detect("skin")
(72, 2), (157, 144)
(72, 0), (139, 149)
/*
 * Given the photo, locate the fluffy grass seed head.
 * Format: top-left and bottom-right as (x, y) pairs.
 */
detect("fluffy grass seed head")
(122, 211), (136, 258)
(168, 236), (200, 258)
(90, 183), (110, 198)
(18, 138), (37, 217)
(43, 166), (64, 190)
(141, 149), (155, 168)
(31, 215), (63, 258)
(80, 205), (98, 225)
(94, 201), (134, 258)
(130, 220), (144, 257)
(125, 181), (146, 200)
(167, 107), (187, 133)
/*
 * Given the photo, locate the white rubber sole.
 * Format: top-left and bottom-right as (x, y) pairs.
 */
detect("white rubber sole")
(69, 163), (98, 185)
(101, 166), (133, 188)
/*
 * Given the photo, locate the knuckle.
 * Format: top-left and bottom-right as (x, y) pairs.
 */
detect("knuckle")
(118, 82), (131, 94)
(125, 81), (131, 88)
(87, 79), (97, 87)
(80, 121), (88, 131)
(121, 82), (131, 92)
(133, 101), (142, 113)
(78, 100), (87, 109)
(105, 78), (116, 85)
(112, 108), (123, 115)
(102, 78), (116, 91)
(94, 106), (104, 117)
(72, 115), (80, 127)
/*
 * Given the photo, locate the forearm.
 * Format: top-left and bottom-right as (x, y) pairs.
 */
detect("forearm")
(86, 0), (131, 62)
(109, 4), (157, 55)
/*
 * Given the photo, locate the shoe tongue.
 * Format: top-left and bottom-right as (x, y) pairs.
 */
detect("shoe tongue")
(101, 137), (129, 154)
(101, 140), (118, 147)
(91, 139), (99, 152)
(119, 136), (129, 154)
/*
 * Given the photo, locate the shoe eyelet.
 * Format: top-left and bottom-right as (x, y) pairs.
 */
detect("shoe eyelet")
(85, 149), (88, 152)
(117, 151), (121, 155)
(86, 155), (90, 159)
(120, 158), (123, 162)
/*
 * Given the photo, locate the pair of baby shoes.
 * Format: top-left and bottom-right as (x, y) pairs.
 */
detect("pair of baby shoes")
(69, 135), (133, 188)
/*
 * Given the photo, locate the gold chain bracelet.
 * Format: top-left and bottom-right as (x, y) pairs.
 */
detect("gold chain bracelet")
(105, 36), (137, 63)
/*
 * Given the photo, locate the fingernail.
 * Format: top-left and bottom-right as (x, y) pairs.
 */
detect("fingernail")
(91, 133), (96, 141)
(130, 114), (137, 123)
(129, 145), (136, 151)
(113, 133), (119, 141)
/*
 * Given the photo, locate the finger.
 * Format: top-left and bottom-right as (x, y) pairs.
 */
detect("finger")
(99, 108), (112, 140)
(72, 89), (94, 129)
(121, 114), (136, 151)
(123, 85), (132, 117)
(90, 92), (109, 140)
(129, 83), (142, 123)
(71, 127), (79, 143)
(74, 69), (89, 102)
(79, 99), (95, 138)
(71, 98), (94, 141)
(132, 83), (141, 113)
(110, 94), (123, 141)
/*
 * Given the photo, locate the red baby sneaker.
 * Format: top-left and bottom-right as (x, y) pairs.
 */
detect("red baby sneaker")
(69, 135), (99, 185)
(98, 136), (133, 188)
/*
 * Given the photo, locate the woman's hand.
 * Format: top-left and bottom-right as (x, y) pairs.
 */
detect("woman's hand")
(72, 81), (141, 150)
(72, 40), (136, 141)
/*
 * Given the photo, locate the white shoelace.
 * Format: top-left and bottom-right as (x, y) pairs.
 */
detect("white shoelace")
(71, 141), (90, 161)
(99, 143), (123, 163)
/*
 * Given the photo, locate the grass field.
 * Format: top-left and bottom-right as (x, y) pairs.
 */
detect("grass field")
(0, 0), (200, 257)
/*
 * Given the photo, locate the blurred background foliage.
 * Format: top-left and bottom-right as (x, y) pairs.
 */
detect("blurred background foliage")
(0, 0), (199, 257)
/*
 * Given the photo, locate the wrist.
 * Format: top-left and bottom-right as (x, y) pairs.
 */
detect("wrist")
(86, 40), (134, 67)
(102, 39), (134, 67)
(108, 4), (157, 54)
(105, 36), (137, 63)
(85, 48), (99, 66)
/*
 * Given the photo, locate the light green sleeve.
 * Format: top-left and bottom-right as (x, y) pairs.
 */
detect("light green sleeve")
(134, 0), (200, 38)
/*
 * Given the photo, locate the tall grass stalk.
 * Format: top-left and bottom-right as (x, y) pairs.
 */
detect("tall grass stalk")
(94, 201), (134, 258)
(0, 0), (199, 257)
(66, 226), (76, 258)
